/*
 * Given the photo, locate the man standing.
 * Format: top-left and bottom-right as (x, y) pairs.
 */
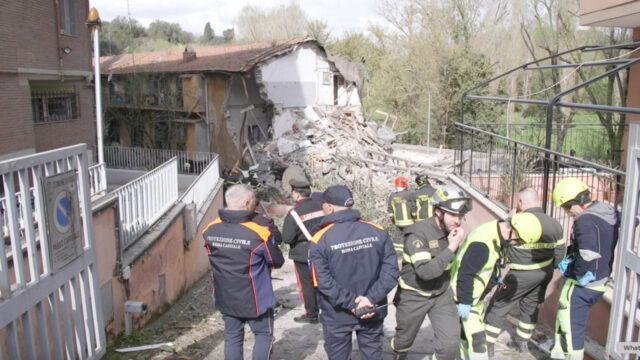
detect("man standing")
(451, 213), (542, 360)
(310, 185), (399, 360)
(202, 184), (285, 360)
(391, 184), (470, 360)
(282, 179), (324, 323)
(484, 187), (565, 356)
(388, 176), (415, 253)
(550, 178), (618, 360)
(412, 173), (436, 222)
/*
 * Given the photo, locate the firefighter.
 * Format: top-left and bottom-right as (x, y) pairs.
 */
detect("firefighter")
(282, 179), (324, 323)
(413, 173), (436, 222)
(484, 187), (565, 356)
(550, 178), (619, 360)
(391, 184), (470, 360)
(388, 176), (415, 253)
(451, 212), (542, 360)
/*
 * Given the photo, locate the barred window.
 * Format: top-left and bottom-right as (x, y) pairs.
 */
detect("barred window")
(31, 89), (79, 123)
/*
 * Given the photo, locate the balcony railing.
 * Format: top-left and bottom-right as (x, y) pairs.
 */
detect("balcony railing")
(88, 162), (107, 196)
(455, 123), (625, 234)
(104, 145), (216, 174)
(111, 157), (179, 249)
(179, 155), (220, 214)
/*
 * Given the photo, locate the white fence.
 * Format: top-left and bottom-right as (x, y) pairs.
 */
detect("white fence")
(179, 155), (220, 214)
(88, 162), (107, 196)
(607, 123), (640, 359)
(0, 144), (105, 359)
(112, 157), (179, 249)
(104, 145), (216, 174)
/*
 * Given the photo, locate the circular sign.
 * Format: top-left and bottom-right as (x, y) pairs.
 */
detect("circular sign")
(54, 191), (73, 233)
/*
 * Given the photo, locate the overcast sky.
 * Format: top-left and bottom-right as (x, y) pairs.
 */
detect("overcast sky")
(88, 0), (387, 39)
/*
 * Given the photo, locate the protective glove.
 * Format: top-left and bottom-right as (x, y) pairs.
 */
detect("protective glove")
(578, 271), (596, 286)
(558, 255), (574, 275)
(458, 304), (471, 319)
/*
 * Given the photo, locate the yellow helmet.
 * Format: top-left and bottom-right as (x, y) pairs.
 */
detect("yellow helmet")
(552, 177), (590, 208)
(509, 212), (542, 244)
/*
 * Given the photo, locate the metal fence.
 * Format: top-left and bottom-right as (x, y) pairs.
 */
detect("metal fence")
(455, 123), (625, 234)
(0, 144), (105, 359)
(179, 154), (220, 214)
(111, 157), (179, 250)
(473, 122), (626, 168)
(104, 145), (216, 174)
(88, 162), (107, 196)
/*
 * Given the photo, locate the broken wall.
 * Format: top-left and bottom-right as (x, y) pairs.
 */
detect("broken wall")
(259, 44), (334, 108)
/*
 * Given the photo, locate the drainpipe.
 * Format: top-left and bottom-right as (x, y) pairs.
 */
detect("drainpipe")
(199, 74), (211, 153)
(124, 300), (147, 335)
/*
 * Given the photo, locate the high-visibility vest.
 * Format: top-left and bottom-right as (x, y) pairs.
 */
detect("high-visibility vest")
(450, 221), (502, 305)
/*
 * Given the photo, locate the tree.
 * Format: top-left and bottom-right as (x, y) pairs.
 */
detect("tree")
(203, 22), (215, 43)
(100, 16), (147, 55)
(148, 20), (194, 45)
(223, 28), (235, 43)
(235, 3), (325, 42)
(306, 19), (331, 44)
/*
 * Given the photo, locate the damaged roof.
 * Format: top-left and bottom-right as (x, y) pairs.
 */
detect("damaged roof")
(100, 36), (315, 75)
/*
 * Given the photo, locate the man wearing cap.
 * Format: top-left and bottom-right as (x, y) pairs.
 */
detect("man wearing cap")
(484, 187), (565, 356)
(550, 178), (619, 360)
(450, 213), (542, 359)
(412, 173), (436, 222)
(202, 184), (285, 360)
(282, 179), (324, 323)
(310, 185), (399, 360)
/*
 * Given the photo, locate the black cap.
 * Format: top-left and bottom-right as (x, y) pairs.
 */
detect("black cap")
(289, 179), (311, 189)
(321, 185), (354, 207)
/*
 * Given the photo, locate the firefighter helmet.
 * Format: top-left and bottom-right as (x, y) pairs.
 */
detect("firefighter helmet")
(509, 212), (542, 244)
(395, 176), (409, 189)
(415, 174), (429, 186)
(431, 184), (472, 215)
(552, 177), (590, 208)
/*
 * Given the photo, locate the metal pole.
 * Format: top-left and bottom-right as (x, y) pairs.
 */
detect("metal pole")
(87, 9), (104, 164)
(427, 89), (431, 152)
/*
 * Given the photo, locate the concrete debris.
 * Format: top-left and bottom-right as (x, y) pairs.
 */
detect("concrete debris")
(241, 106), (455, 219)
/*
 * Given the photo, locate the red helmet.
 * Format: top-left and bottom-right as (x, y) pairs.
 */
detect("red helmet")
(394, 176), (409, 188)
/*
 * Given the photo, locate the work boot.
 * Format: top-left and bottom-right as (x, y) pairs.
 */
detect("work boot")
(487, 343), (495, 358)
(293, 313), (318, 324)
(392, 351), (408, 360)
(508, 339), (529, 353)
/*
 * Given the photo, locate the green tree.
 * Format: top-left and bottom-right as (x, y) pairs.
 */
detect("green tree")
(222, 28), (235, 43)
(148, 20), (194, 45)
(306, 19), (330, 44)
(100, 16), (147, 55)
(235, 3), (326, 42)
(203, 22), (215, 43)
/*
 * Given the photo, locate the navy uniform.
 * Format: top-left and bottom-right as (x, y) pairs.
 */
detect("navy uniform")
(388, 176), (415, 253)
(484, 206), (565, 352)
(202, 207), (284, 360)
(310, 185), (399, 360)
(412, 174), (436, 222)
(550, 178), (618, 360)
(282, 179), (324, 323)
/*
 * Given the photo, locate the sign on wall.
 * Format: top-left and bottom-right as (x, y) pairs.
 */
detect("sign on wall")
(43, 170), (83, 272)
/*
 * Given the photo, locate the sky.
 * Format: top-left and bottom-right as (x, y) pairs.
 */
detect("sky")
(88, 0), (388, 39)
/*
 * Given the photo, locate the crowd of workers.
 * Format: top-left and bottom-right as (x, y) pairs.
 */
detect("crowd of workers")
(202, 172), (619, 360)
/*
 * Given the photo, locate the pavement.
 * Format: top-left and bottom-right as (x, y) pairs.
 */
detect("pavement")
(113, 257), (545, 359)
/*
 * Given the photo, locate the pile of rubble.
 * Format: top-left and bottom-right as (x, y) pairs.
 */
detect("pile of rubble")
(246, 106), (456, 222)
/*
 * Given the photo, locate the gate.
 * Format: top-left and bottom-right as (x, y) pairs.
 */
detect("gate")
(0, 144), (105, 359)
(607, 122), (640, 359)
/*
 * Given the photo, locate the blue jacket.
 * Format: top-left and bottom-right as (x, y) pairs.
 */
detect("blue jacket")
(566, 201), (619, 287)
(310, 209), (398, 325)
(202, 209), (285, 318)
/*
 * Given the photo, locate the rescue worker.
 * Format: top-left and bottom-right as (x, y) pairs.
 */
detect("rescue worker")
(451, 212), (542, 360)
(391, 184), (471, 360)
(388, 176), (415, 253)
(484, 187), (565, 356)
(202, 184), (285, 360)
(413, 173), (436, 222)
(550, 177), (619, 360)
(310, 185), (399, 360)
(282, 179), (324, 323)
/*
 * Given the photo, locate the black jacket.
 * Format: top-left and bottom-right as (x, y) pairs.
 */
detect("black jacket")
(202, 209), (285, 318)
(252, 212), (283, 245)
(282, 198), (324, 262)
(310, 209), (398, 325)
(508, 207), (565, 269)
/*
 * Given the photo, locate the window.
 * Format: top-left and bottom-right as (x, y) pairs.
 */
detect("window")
(58, 0), (77, 36)
(31, 88), (79, 123)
